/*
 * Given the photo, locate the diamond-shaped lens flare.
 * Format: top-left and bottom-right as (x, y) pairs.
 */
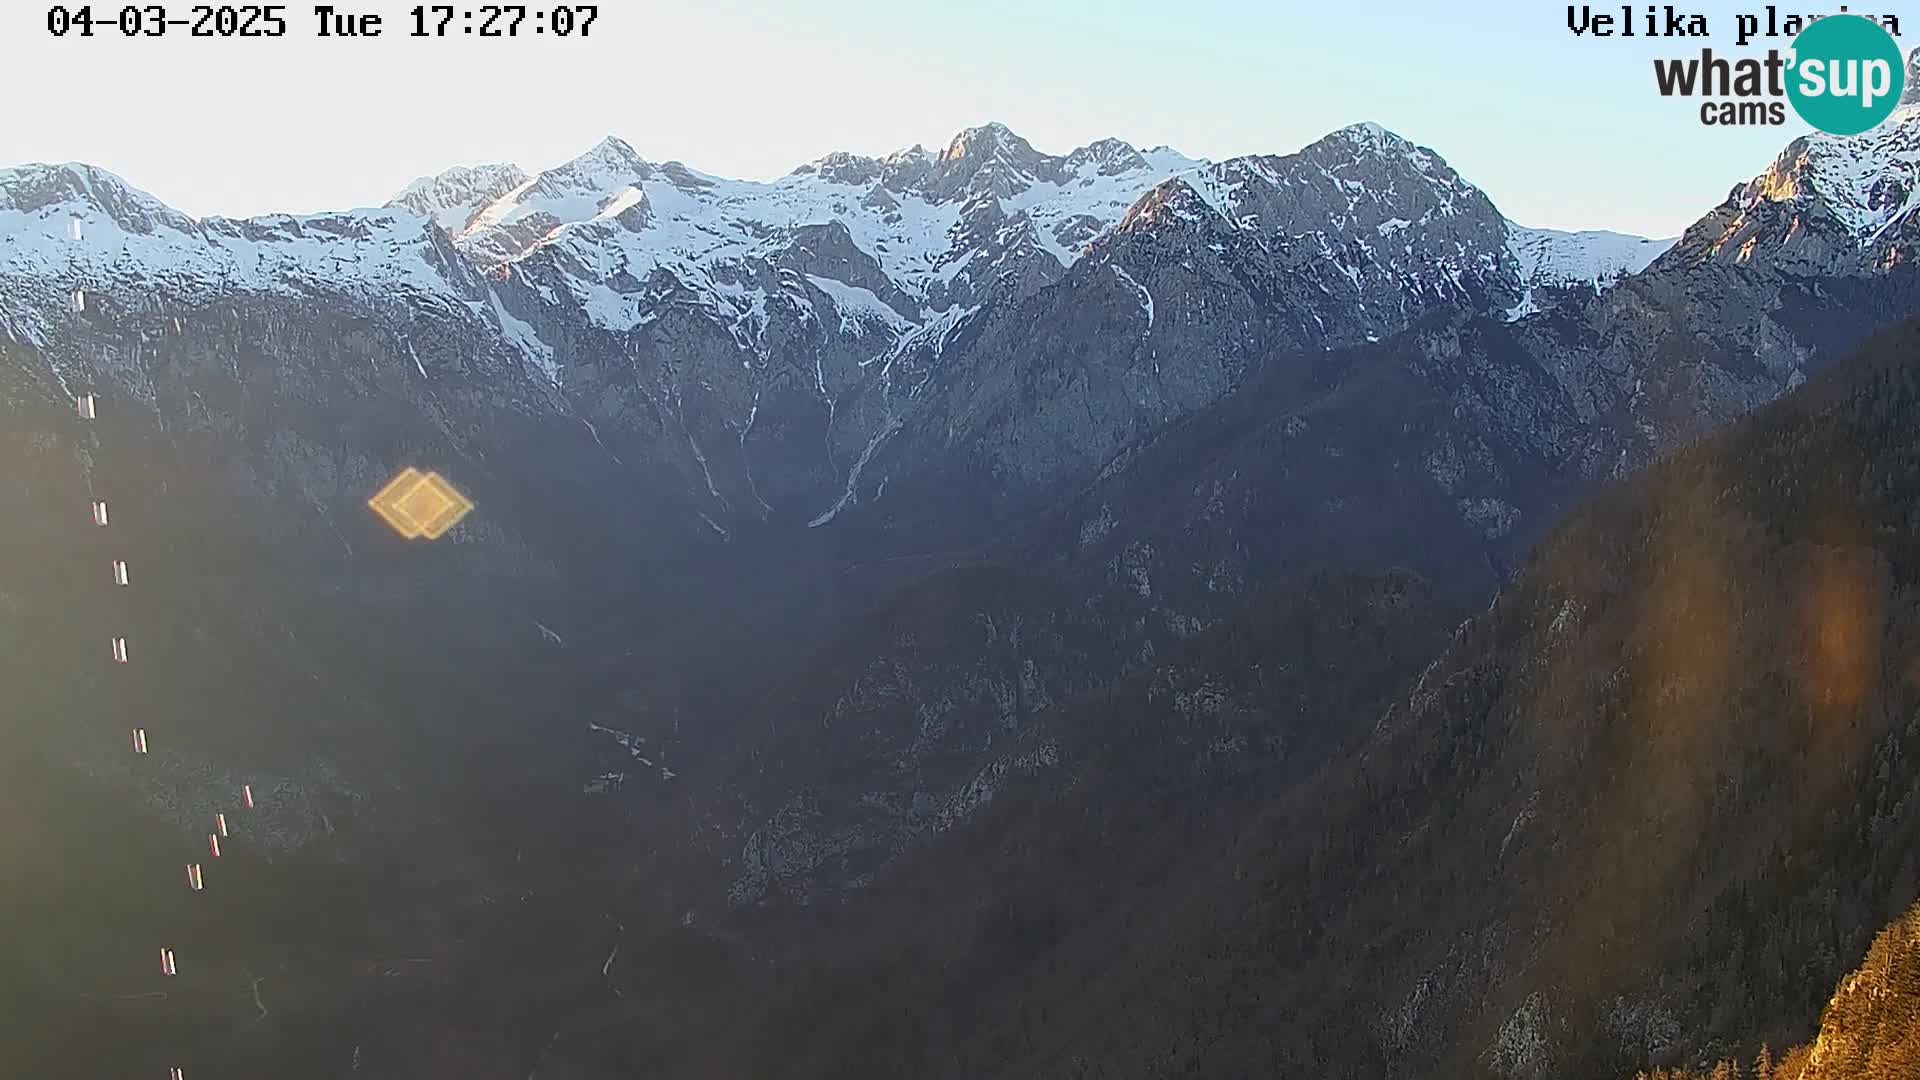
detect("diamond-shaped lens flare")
(368, 468), (474, 541)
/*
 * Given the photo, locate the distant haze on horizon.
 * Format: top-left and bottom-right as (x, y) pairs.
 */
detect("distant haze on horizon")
(7, 0), (1909, 237)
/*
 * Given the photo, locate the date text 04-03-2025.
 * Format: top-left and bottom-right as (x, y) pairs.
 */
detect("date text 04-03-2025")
(45, 5), (600, 38)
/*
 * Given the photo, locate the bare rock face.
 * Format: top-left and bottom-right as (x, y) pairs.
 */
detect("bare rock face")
(693, 109), (1920, 918)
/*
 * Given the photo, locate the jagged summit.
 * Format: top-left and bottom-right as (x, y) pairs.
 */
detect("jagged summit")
(350, 116), (1672, 349)
(1065, 137), (1150, 176)
(9, 113), (1682, 403)
(1331, 120), (1399, 145)
(0, 162), (197, 234)
(792, 123), (1170, 203)
(792, 150), (884, 185)
(578, 135), (647, 174)
(389, 162), (531, 234)
(1120, 119), (1478, 237)
(939, 121), (1029, 162)
(11, 113), (1681, 363)
(448, 136), (656, 265)
(927, 122), (1053, 200)
(433, 125), (1206, 315)
(0, 159), (484, 356)
(1113, 121), (1671, 329)
(1904, 47), (1920, 108)
(1665, 89), (1920, 274)
(1309, 120), (1444, 169)
(534, 135), (652, 193)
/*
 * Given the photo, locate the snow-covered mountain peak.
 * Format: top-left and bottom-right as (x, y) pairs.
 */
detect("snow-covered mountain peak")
(1122, 121), (1488, 242)
(1332, 120), (1400, 148)
(525, 135), (652, 200)
(793, 150), (886, 186)
(390, 163), (531, 234)
(1065, 137), (1151, 177)
(940, 122), (1028, 163)
(1727, 103), (1920, 244)
(925, 122), (1054, 200)
(449, 127), (1207, 334)
(0, 162), (198, 236)
(885, 145), (933, 169)
(1718, 50), (1919, 225)
(1113, 175), (1215, 230)
(655, 161), (723, 191)
(575, 135), (648, 175)
(455, 136), (658, 266)
(0, 120), (1682, 414)
(0, 162), (514, 361)
(1655, 71), (1920, 277)
(1105, 123), (1675, 329)
(1306, 121), (1453, 181)
(793, 127), (1193, 207)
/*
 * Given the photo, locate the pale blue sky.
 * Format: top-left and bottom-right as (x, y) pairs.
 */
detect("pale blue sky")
(4, 1), (1910, 236)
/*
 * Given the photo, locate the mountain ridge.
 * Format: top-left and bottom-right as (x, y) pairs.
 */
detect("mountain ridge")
(9, 88), (1920, 1080)
(0, 118), (1684, 548)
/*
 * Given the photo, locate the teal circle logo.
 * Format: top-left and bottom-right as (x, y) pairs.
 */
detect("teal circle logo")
(1785, 14), (1905, 135)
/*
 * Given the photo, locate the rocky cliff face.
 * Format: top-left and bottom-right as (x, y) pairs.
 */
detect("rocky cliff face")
(667, 318), (1920, 1080)
(703, 107), (1920, 909)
